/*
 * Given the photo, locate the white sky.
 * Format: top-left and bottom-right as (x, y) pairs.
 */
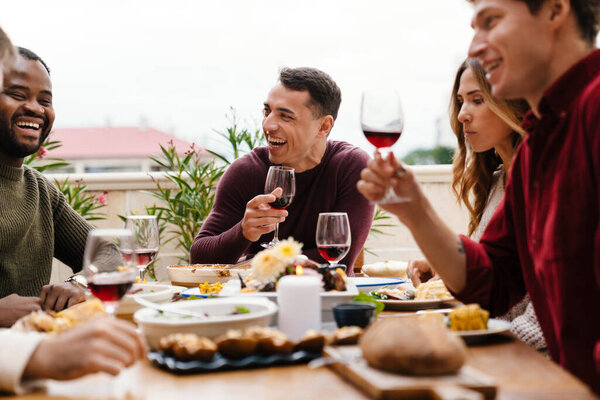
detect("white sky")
(1, 0), (475, 157)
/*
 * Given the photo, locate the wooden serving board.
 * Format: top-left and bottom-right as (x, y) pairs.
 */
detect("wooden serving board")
(324, 346), (497, 400)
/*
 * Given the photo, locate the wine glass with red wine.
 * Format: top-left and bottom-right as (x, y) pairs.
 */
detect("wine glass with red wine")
(316, 212), (351, 268)
(361, 89), (409, 203)
(82, 229), (137, 316)
(125, 215), (160, 283)
(262, 165), (296, 248)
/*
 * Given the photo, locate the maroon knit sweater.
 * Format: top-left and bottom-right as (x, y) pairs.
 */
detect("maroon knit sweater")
(190, 140), (374, 271)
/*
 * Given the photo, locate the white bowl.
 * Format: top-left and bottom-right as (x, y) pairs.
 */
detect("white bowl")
(134, 297), (277, 349)
(347, 276), (405, 293)
(116, 284), (183, 315)
(166, 264), (252, 287)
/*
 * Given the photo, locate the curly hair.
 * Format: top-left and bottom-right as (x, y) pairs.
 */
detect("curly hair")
(449, 58), (529, 236)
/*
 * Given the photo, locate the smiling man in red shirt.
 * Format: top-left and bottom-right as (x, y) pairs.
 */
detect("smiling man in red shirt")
(357, 0), (600, 393)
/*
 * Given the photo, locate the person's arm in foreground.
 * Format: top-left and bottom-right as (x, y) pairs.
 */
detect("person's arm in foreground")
(0, 294), (41, 328)
(0, 318), (146, 394)
(357, 151), (467, 293)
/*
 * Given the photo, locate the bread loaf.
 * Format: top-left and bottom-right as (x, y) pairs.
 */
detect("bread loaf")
(359, 317), (466, 375)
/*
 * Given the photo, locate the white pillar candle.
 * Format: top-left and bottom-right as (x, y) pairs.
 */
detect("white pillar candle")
(277, 275), (321, 341)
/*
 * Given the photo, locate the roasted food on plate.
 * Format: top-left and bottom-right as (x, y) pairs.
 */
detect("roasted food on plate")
(214, 329), (258, 359)
(329, 326), (363, 345)
(159, 333), (217, 362)
(449, 304), (489, 331)
(245, 326), (295, 355)
(415, 279), (453, 300)
(294, 330), (326, 353)
(372, 284), (416, 300)
(359, 317), (467, 375)
(12, 299), (106, 334)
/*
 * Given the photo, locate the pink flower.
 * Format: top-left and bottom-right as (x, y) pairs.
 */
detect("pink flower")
(97, 193), (107, 206)
(37, 146), (47, 159)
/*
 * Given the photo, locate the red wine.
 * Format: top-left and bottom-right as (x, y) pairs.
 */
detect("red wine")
(363, 129), (401, 148)
(123, 249), (158, 266)
(89, 281), (133, 302)
(269, 196), (293, 209)
(318, 245), (350, 262)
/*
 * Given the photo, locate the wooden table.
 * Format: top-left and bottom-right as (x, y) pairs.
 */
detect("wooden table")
(6, 331), (597, 399)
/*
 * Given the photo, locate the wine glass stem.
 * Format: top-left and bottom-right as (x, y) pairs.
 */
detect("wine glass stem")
(139, 268), (146, 283)
(104, 302), (117, 317)
(273, 222), (280, 244)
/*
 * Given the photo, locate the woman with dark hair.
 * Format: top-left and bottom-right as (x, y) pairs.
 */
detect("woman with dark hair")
(408, 58), (546, 351)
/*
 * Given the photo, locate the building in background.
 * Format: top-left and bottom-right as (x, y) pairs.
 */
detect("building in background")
(47, 126), (211, 173)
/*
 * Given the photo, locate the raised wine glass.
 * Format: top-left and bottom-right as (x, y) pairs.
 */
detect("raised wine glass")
(125, 215), (160, 283)
(361, 89), (409, 203)
(82, 228), (137, 317)
(316, 212), (351, 269)
(262, 165), (295, 248)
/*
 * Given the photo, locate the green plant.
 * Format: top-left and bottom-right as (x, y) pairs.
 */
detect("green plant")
(143, 142), (225, 264)
(365, 208), (396, 257)
(208, 108), (265, 165)
(23, 139), (107, 222)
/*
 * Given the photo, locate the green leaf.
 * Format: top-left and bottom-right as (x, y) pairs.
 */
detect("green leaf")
(352, 291), (384, 315)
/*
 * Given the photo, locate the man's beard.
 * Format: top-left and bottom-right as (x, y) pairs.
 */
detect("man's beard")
(0, 119), (51, 158)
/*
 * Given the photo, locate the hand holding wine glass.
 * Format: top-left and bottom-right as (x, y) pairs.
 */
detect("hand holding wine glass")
(261, 166), (295, 248)
(316, 212), (351, 271)
(125, 215), (160, 283)
(82, 229), (137, 316)
(361, 89), (409, 203)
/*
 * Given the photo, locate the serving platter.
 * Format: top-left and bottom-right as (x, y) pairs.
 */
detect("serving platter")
(149, 350), (321, 374)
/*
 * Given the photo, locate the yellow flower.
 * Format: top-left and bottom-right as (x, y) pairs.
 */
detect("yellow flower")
(251, 248), (286, 282)
(272, 238), (303, 264)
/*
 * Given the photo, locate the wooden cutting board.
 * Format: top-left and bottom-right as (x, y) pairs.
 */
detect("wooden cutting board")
(324, 346), (497, 400)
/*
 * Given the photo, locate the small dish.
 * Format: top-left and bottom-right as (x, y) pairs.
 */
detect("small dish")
(116, 284), (183, 315)
(333, 303), (376, 328)
(167, 264), (252, 287)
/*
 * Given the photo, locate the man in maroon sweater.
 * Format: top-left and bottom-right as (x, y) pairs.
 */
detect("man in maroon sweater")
(190, 67), (374, 272)
(358, 0), (600, 393)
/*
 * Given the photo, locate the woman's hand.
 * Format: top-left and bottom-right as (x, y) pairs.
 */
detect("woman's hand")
(407, 259), (440, 287)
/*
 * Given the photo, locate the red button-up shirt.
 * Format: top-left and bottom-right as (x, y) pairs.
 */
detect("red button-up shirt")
(457, 50), (600, 393)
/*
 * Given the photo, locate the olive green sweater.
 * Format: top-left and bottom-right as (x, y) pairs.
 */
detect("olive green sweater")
(0, 163), (92, 297)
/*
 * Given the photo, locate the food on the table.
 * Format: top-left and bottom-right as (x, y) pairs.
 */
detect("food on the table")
(198, 281), (224, 295)
(359, 317), (466, 375)
(449, 304), (489, 331)
(159, 333), (217, 362)
(372, 285), (415, 300)
(361, 260), (408, 279)
(330, 326), (363, 345)
(415, 279), (453, 300)
(12, 299), (106, 334)
(245, 326), (294, 355)
(214, 329), (259, 359)
(294, 330), (326, 353)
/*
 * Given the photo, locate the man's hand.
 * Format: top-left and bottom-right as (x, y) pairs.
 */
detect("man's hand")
(0, 294), (41, 327)
(241, 187), (288, 242)
(39, 283), (85, 312)
(23, 317), (147, 381)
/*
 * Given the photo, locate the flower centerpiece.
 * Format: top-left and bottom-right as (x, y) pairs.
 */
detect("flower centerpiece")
(244, 238), (347, 292)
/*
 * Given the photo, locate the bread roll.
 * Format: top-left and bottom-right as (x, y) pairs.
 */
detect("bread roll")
(361, 260), (408, 279)
(359, 317), (466, 375)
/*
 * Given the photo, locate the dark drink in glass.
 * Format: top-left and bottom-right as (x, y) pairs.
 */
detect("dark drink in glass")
(318, 244), (350, 263)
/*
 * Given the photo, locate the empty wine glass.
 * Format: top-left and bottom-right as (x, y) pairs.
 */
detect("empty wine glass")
(125, 215), (160, 283)
(316, 212), (351, 268)
(262, 166), (296, 248)
(82, 229), (137, 316)
(361, 89), (409, 203)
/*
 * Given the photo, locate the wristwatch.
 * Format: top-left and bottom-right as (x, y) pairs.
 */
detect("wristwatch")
(65, 274), (88, 290)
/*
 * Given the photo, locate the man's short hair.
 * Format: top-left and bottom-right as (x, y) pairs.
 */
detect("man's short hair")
(468, 0), (600, 45)
(17, 46), (50, 75)
(0, 27), (16, 69)
(278, 67), (342, 121)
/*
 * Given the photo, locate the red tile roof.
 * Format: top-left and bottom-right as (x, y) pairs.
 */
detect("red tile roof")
(48, 126), (204, 159)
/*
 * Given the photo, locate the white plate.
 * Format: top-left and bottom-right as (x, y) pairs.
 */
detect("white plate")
(116, 284), (184, 315)
(348, 277), (405, 293)
(191, 279), (359, 323)
(379, 297), (454, 311)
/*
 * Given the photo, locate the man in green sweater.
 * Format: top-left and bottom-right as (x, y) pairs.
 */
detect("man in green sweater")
(0, 47), (92, 327)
